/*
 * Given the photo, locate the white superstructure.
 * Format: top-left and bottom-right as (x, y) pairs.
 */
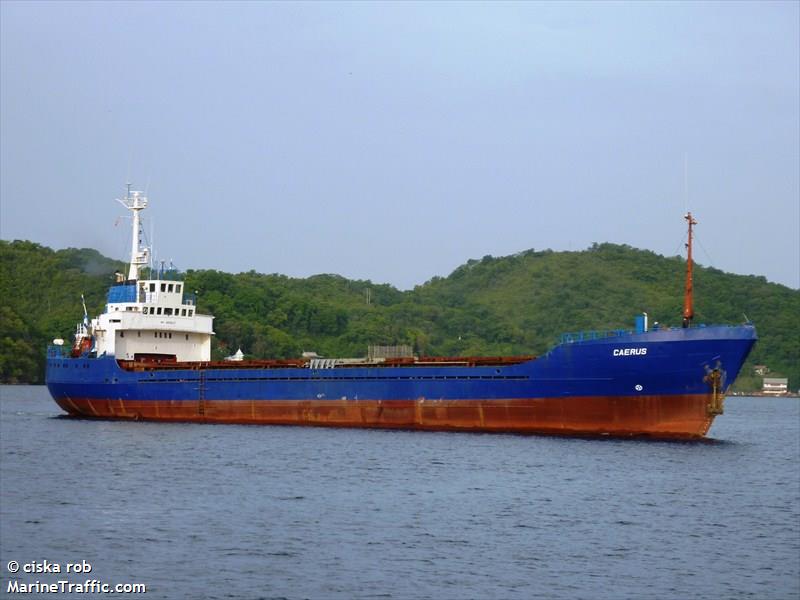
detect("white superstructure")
(78, 186), (214, 362)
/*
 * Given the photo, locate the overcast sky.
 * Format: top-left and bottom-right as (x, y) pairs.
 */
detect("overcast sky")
(2, 1), (798, 289)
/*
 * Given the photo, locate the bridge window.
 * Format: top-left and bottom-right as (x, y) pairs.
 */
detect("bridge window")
(176, 284), (182, 293)
(143, 307), (148, 314)
(168, 284), (174, 292)
(161, 283), (166, 292)
(188, 309), (193, 317)
(157, 307), (162, 315)
(165, 308), (173, 316)
(149, 283), (155, 292)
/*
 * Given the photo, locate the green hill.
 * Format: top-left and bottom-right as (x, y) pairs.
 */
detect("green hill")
(0, 241), (126, 382)
(1, 239), (797, 391)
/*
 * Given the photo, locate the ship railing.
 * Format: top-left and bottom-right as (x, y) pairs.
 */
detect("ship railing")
(560, 329), (632, 344)
(140, 268), (183, 281)
(158, 269), (183, 281)
(182, 292), (197, 306)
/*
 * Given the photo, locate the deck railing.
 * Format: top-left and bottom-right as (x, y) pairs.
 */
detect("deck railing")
(559, 329), (632, 344)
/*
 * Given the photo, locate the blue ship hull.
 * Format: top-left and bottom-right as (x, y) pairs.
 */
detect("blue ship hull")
(46, 324), (757, 439)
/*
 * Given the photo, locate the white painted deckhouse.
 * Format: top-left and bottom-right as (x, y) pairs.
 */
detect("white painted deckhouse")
(73, 186), (214, 362)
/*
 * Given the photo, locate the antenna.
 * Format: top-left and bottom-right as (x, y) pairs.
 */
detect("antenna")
(683, 153), (689, 214)
(150, 220), (155, 275)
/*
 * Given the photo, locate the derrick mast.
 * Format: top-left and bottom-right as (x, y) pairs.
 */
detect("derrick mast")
(682, 212), (697, 328)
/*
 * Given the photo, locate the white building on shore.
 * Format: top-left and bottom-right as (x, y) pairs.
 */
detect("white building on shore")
(762, 378), (789, 395)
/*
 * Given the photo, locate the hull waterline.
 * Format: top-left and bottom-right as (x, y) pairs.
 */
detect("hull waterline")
(52, 394), (718, 439)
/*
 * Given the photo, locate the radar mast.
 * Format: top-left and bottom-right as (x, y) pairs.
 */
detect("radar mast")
(117, 184), (149, 281)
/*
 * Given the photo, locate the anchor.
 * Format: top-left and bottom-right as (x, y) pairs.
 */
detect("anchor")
(703, 361), (725, 416)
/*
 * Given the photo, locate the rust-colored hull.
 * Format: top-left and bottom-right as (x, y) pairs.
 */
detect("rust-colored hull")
(54, 395), (718, 439)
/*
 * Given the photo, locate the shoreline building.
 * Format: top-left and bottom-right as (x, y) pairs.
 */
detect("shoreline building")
(762, 377), (789, 396)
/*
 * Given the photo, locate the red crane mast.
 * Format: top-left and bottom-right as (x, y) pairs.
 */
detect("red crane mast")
(682, 212), (697, 328)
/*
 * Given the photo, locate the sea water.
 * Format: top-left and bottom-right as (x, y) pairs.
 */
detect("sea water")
(1, 386), (798, 599)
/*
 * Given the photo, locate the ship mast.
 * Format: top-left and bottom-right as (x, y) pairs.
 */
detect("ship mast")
(682, 212), (697, 328)
(117, 184), (149, 281)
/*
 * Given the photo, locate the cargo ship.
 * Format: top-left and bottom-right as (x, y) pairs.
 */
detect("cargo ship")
(45, 187), (756, 439)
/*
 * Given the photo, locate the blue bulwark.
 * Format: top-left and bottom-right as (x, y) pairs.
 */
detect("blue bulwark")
(107, 284), (136, 304)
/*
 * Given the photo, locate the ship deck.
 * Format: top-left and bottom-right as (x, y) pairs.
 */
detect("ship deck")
(117, 355), (537, 372)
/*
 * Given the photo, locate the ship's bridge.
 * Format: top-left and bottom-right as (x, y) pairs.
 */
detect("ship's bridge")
(105, 279), (197, 318)
(93, 277), (215, 362)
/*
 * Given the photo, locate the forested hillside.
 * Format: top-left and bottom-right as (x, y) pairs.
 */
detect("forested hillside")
(0, 241), (126, 383)
(1, 239), (797, 391)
